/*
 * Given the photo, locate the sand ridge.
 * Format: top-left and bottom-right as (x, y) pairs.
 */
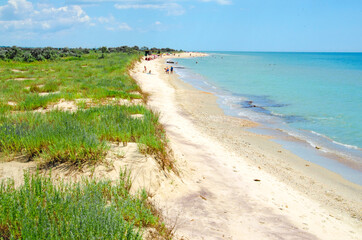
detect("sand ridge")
(130, 52), (361, 240)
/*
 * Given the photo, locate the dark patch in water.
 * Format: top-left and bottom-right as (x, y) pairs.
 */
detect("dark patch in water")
(234, 93), (305, 123)
(283, 115), (305, 123)
(240, 94), (289, 108)
(241, 100), (271, 115)
(270, 103), (288, 108)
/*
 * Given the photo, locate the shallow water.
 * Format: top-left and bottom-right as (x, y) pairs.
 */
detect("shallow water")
(171, 52), (362, 184)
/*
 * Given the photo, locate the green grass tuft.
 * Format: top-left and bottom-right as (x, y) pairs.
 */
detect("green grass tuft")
(0, 170), (158, 239)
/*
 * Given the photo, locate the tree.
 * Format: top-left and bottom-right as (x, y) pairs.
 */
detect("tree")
(23, 51), (35, 62)
(6, 46), (22, 60)
(100, 46), (108, 54)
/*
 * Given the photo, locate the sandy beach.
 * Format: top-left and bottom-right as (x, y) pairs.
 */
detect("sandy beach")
(130, 52), (362, 239)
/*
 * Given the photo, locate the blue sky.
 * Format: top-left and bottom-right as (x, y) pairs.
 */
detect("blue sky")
(0, 0), (361, 51)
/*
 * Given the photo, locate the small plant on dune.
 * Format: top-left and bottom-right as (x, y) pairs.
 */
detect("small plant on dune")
(17, 93), (62, 111)
(76, 99), (88, 109)
(29, 85), (41, 93)
(42, 81), (60, 92)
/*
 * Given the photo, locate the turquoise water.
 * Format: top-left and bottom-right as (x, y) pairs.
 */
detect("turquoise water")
(171, 52), (362, 183)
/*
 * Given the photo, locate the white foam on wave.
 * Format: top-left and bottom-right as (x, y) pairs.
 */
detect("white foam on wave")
(269, 111), (285, 118)
(332, 140), (360, 150)
(277, 128), (362, 165)
(220, 95), (247, 107)
(308, 130), (360, 150)
(280, 129), (322, 150)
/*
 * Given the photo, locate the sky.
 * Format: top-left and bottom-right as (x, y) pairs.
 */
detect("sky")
(0, 0), (362, 51)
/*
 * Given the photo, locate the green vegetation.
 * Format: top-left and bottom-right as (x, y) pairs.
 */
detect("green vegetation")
(0, 50), (172, 168)
(0, 51), (142, 111)
(0, 46), (178, 62)
(0, 170), (169, 239)
(0, 48), (175, 239)
(0, 105), (166, 165)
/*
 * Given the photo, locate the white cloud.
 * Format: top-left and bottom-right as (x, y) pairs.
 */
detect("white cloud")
(111, 0), (230, 16)
(114, 2), (185, 16)
(98, 16), (113, 24)
(0, 0), (33, 19)
(107, 22), (131, 31)
(117, 22), (131, 30)
(200, 0), (232, 5)
(96, 15), (132, 31)
(0, 0), (90, 31)
(66, 0), (232, 6)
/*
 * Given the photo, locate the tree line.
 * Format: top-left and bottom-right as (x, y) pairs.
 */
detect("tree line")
(0, 46), (180, 62)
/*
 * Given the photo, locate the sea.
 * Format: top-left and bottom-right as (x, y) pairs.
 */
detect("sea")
(169, 52), (362, 185)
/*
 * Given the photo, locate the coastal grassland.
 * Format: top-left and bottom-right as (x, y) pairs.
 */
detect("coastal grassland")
(0, 52), (175, 239)
(0, 170), (171, 239)
(0, 51), (172, 169)
(0, 52), (142, 112)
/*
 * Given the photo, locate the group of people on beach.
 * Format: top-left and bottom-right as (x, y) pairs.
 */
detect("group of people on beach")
(143, 64), (174, 75)
(164, 66), (173, 74)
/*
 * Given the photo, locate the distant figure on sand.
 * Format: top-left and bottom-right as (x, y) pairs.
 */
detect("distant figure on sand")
(143, 66), (147, 73)
(170, 66), (174, 74)
(149, 70), (151, 74)
(165, 67), (169, 74)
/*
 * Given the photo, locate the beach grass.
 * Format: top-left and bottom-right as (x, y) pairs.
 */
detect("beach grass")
(0, 170), (170, 239)
(0, 51), (141, 113)
(0, 105), (167, 165)
(0, 51), (172, 169)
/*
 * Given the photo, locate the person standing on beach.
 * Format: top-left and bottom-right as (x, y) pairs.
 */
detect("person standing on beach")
(170, 66), (174, 74)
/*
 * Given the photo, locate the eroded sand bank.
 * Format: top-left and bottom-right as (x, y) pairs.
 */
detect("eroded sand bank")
(130, 52), (361, 240)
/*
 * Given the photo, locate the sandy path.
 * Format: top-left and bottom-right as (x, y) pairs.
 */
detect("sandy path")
(131, 54), (361, 240)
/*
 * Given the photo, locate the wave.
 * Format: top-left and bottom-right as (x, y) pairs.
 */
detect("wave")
(306, 130), (360, 151)
(277, 128), (361, 162)
(331, 139), (360, 150)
